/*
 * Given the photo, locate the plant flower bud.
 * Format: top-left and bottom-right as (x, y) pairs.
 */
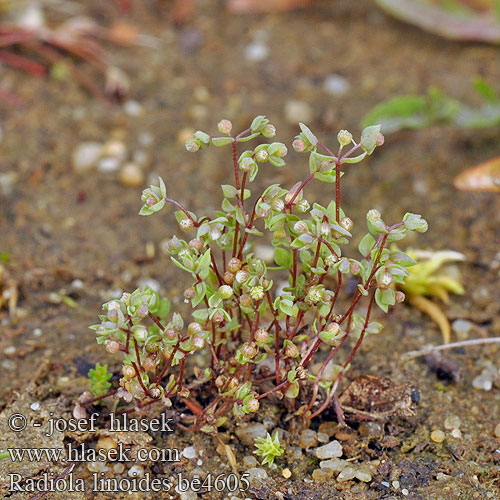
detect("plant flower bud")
(337, 129), (353, 147)
(217, 119), (233, 135)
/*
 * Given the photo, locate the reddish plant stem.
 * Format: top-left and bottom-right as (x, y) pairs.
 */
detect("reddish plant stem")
(133, 338), (144, 372)
(231, 140), (240, 190)
(210, 252), (224, 284)
(153, 343), (180, 388)
(292, 248), (298, 288)
(0, 50), (46, 75)
(285, 172), (315, 209)
(309, 290), (376, 420)
(81, 389), (119, 406)
(131, 361), (149, 396)
(232, 221), (240, 258)
(335, 161), (341, 223)
(148, 312), (164, 331)
(165, 197), (196, 224)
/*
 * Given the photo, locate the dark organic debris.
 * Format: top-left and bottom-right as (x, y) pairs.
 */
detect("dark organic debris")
(424, 350), (461, 382)
(339, 375), (418, 422)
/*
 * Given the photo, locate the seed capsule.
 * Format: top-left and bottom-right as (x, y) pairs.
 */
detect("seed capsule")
(297, 199), (310, 213)
(337, 129), (352, 146)
(219, 285), (234, 299)
(325, 254), (338, 266)
(187, 322), (203, 335)
(250, 286), (264, 301)
(193, 336), (205, 349)
(134, 326), (148, 342)
(212, 311), (224, 323)
(284, 343), (299, 358)
(178, 387), (190, 398)
(179, 218), (194, 231)
(340, 217), (353, 232)
(149, 387), (163, 399)
(240, 294), (252, 307)
(106, 340), (120, 354)
(378, 272), (393, 289)
(293, 221), (308, 234)
(227, 258), (242, 273)
(242, 342), (258, 358)
(217, 119), (233, 135)
(122, 365), (136, 378)
(262, 124), (276, 138)
(189, 239), (203, 251)
(254, 328), (269, 342)
(292, 138), (306, 152)
(143, 356), (158, 372)
(255, 149), (269, 162)
(247, 398), (260, 412)
(224, 271), (235, 284)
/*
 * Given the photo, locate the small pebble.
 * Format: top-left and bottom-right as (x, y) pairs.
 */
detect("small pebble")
(472, 375), (492, 391)
(392, 480), (400, 490)
(318, 422), (338, 437)
(182, 446), (197, 459)
(96, 436), (118, 452)
(472, 287), (491, 307)
(317, 432), (329, 443)
(128, 465), (144, 478)
(119, 163), (144, 188)
(33, 328), (43, 337)
(444, 415), (461, 430)
(282, 468), (292, 479)
(236, 423), (267, 446)
(299, 429), (318, 449)
(284, 100), (313, 124)
(30, 402), (40, 411)
(87, 461), (108, 473)
(123, 100), (143, 116)
(494, 422), (500, 438)
(451, 428), (462, 439)
(312, 468), (333, 481)
(358, 421), (383, 438)
(402, 488), (409, 496)
(113, 463), (125, 473)
(314, 440), (343, 459)
(319, 458), (347, 472)
(102, 140), (127, 160)
(246, 467), (268, 487)
(431, 429), (446, 443)
(354, 466), (372, 483)
(451, 319), (472, 339)
(73, 404), (87, 419)
(242, 455), (258, 468)
(98, 156), (121, 173)
(4, 346), (16, 355)
(72, 142), (102, 172)
(179, 490), (198, 500)
(244, 40), (268, 62)
(337, 466), (356, 482)
(323, 74), (350, 96)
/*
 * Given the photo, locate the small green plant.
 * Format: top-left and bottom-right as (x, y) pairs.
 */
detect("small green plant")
(362, 78), (500, 133)
(254, 432), (285, 467)
(88, 363), (113, 400)
(88, 116), (427, 430)
(396, 248), (465, 344)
